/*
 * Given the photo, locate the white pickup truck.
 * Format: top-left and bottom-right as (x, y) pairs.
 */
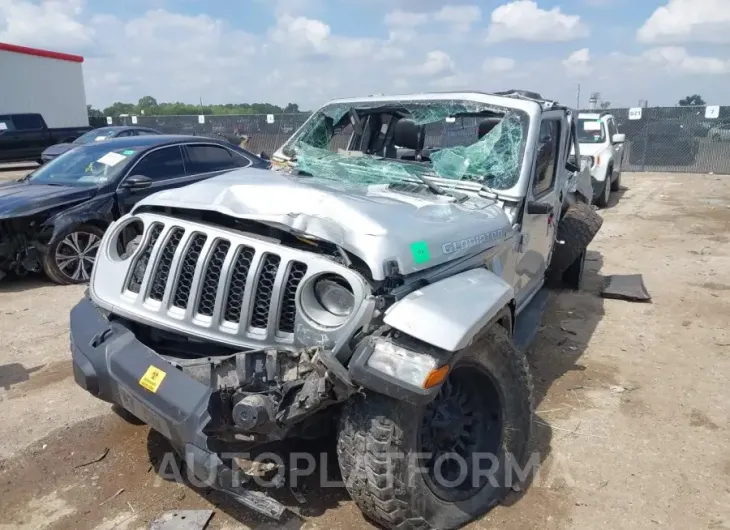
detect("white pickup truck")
(576, 112), (625, 207)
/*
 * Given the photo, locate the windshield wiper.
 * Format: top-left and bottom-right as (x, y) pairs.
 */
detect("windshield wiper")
(411, 172), (449, 196)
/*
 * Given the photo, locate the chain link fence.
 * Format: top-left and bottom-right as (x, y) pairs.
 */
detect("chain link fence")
(108, 113), (312, 157)
(581, 106), (730, 174)
(104, 106), (730, 174)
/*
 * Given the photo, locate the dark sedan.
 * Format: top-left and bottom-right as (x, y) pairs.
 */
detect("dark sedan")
(40, 126), (163, 164)
(0, 135), (270, 284)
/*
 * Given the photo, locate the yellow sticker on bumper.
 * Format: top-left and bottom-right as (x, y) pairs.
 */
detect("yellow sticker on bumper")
(139, 365), (166, 393)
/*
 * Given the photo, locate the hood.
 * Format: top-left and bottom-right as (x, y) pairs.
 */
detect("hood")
(134, 167), (514, 280)
(0, 180), (98, 220)
(574, 143), (607, 157)
(42, 143), (77, 157)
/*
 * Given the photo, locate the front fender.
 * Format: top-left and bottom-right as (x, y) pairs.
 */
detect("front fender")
(383, 268), (514, 352)
(45, 193), (117, 244)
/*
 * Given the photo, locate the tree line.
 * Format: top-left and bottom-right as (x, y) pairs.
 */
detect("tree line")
(87, 94), (711, 119)
(87, 96), (306, 118)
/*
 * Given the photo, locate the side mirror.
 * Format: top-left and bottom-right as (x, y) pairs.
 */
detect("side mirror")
(527, 201), (553, 214)
(566, 161), (580, 173)
(612, 133), (625, 144)
(259, 151), (270, 160)
(121, 174), (152, 190)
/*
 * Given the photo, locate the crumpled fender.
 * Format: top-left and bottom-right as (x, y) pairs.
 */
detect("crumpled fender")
(44, 192), (117, 245)
(383, 268), (514, 352)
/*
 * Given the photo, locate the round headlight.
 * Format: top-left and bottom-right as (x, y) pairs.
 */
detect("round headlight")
(313, 275), (354, 317)
(112, 217), (144, 261)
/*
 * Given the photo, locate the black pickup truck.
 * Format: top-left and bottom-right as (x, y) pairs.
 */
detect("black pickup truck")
(0, 113), (92, 164)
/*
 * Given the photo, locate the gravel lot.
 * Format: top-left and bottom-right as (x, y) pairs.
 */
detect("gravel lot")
(0, 169), (728, 530)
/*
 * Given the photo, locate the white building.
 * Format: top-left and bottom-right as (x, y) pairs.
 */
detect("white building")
(0, 42), (89, 128)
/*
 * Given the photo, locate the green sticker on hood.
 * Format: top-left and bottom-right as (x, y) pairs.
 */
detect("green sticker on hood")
(410, 241), (431, 264)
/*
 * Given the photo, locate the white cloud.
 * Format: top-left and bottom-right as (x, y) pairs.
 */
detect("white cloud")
(486, 0), (589, 42)
(0, 0), (94, 49)
(483, 57), (515, 72)
(638, 47), (730, 74)
(433, 5), (482, 32)
(637, 0), (730, 43)
(271, 14), (330, 50)
(383, 9), (427, 42)
(405, 50), (455, 76)
(430, 72), (471, 89)
(563, 48), (593, 77)
(384, 4), (482, 33)
(271, 13), (380, 58)
(384, 9), (428, 26)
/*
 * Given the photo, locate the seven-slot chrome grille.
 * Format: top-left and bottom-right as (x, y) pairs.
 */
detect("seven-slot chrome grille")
(128, 225), (309, 335)
(91, 213), (373, 352)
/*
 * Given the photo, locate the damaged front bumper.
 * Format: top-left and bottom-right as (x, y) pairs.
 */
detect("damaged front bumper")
(0, 229), (45, 280)
(69, 297), (306, 520)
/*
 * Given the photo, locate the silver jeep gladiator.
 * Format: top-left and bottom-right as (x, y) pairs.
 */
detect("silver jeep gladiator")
(70, 90), (601, 529)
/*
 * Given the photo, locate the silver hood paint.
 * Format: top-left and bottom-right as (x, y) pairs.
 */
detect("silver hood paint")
(132, 167), (514, 280)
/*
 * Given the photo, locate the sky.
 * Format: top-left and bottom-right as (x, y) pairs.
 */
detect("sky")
(0, 0), (728, 110)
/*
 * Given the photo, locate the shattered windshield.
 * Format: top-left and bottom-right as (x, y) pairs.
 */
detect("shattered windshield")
(279, 99), (528, 191)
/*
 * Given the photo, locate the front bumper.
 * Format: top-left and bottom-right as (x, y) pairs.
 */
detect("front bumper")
(69, 297), (287, 520)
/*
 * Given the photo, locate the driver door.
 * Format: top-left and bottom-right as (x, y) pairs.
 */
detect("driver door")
(514, 112), (565, 309)
(116, 145), (187, 215)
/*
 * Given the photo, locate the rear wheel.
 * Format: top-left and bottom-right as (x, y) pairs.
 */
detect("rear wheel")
(42, 224), (105, 285)
(337, 325), (533, 530)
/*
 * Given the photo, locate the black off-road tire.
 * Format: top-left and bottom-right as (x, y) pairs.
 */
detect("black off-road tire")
(548, 202), (603, 280)
(561, 250), (586, 290)
(42, 224), (105, 285)
(337, 325), (534, 530)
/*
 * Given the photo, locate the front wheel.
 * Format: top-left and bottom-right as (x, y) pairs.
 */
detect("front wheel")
(337, 325), (534, 530)
(595, 173), (611, 208)
(42, 224), (105, 285)
(610, 169), (621, 192)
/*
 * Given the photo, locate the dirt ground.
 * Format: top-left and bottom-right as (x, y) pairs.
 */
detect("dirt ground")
(0, 169), (729, 530)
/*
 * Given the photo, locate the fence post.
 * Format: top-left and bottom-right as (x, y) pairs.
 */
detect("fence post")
(640, 111), (650, 172)
(273, 111), (286, 152)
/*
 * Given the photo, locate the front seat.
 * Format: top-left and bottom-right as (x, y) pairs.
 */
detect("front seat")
(387, 119), (425, 160)
(478, 118), (501, 139)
